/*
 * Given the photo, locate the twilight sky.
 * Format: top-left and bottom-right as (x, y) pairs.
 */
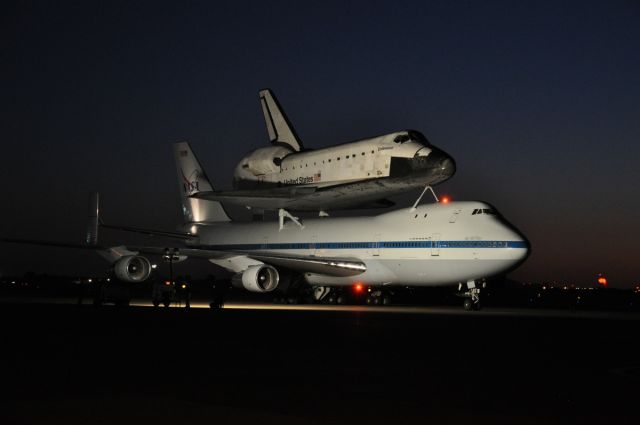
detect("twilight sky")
(1, 1), (639, 287)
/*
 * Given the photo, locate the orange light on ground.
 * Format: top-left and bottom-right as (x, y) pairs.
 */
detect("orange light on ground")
(441, 196), (450, 204)
(596, 273), (608, 287)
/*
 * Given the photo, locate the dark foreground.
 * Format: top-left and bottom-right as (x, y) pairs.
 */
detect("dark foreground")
(1, 302), (638, 425)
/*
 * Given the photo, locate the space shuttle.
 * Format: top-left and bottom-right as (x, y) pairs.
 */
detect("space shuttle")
(192, 89), (456, 212)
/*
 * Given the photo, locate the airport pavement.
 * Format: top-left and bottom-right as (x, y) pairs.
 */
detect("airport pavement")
(1, 300), (638, 425)
(4, 296), (640, 320)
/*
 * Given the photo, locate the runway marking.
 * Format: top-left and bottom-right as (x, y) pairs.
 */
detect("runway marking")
(1, 297), (639, 320)
(128, 300), (640, 320)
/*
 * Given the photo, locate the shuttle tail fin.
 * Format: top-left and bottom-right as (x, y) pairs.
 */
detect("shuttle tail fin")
(259, 88), (303, 151)
(173, 142), (232, 223)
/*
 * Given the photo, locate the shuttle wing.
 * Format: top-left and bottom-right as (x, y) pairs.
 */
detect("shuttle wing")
(192, 181), (395, 211)
(192, 186), (315, 210)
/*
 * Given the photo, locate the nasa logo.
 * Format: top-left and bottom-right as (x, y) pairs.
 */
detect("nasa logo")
(183, 180), (200, 194)
(181, 168), (201, 194)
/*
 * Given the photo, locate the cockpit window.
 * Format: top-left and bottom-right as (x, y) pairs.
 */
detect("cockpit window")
(407, 130), (430, 145)
(393, 134), (410, 144)
(394, 131), (432, 145)
(472, 208), (497, 216)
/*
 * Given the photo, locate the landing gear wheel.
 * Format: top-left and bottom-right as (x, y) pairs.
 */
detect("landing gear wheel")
(463, 298), (474, 311)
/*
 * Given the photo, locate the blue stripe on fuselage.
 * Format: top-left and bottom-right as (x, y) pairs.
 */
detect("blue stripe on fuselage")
(200, 240), (527, 251)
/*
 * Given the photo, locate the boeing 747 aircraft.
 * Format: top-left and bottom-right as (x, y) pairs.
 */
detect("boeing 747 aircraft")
(193, 89), (456, 212)
(2, 142), (527, 309)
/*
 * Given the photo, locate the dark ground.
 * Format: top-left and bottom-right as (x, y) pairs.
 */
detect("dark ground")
(1, 302), (638, 425)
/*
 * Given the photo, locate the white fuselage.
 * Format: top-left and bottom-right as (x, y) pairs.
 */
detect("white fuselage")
(186, 201), (529, 287)
(234, 131), (436, 189)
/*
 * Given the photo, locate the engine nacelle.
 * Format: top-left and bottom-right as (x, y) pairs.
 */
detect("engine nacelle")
(232, 265), (280, 292)
(113, 255), (152, 283)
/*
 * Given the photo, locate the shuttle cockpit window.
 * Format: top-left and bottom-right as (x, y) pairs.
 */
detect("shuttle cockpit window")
(394, 134), (411, 144)
(407, 130), (430, 145)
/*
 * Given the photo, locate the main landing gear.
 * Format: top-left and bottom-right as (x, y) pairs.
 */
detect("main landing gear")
(313, 287), (348, 305)
(459, 280), (484, 311)
(365, 289), (392, 306)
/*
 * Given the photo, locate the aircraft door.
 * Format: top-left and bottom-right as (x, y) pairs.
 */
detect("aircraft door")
(430, 233), (441, 256)
(310, 235), (317, 256)
(370, 233), (381, 256)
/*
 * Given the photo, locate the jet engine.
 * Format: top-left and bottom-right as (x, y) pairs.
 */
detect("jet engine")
(232, 265), (280, 292)
(113, 255), (152, 283)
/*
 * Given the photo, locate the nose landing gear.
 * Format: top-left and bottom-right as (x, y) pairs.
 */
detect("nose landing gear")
(460, 280), (484, 311)
(365, 289), (392, 306)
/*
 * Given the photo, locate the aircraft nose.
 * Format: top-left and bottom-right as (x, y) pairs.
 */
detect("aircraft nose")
(519, 238), (531, 261)
(508, 230), (531, 263)
(419, 147), (456, 181)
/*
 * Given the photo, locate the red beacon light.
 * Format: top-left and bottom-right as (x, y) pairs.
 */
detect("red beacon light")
(441, 196), (450, 204)
(354, 283), (364, 293)
(597, 274), (608, 287)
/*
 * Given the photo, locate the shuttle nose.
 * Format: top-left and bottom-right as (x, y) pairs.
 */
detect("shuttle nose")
(389, 146), (456, 182)
(419, 147), (456, 182)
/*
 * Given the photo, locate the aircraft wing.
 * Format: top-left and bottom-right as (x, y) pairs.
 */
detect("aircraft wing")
(1, 237), (366, 277)
(193, 182), (395, 211)
(126, 245), (366, 277)
(0, 237), (108, 250)
(192, 187), (314, 209)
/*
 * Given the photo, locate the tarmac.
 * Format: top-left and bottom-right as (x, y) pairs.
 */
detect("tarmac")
(1, 299), (639, 424)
